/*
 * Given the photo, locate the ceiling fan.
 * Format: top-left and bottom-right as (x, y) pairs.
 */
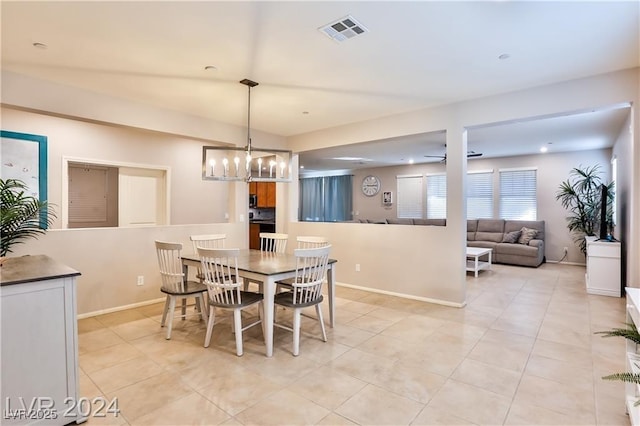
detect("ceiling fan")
(424, 147), (483, 163)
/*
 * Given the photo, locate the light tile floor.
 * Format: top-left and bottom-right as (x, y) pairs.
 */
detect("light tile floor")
(78, 263), (629, 425)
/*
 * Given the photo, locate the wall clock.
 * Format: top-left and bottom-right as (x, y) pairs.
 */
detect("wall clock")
(361, 175), (381, 196)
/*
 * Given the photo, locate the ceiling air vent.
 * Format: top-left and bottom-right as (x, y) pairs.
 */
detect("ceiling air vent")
(319, 15), (368, 42)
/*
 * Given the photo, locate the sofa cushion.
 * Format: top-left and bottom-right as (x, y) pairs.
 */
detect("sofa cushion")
(467, 220), (478, 232)
(505, 220), (545, 241)
(386, 218), (413, 225)
(475, 231), (503, 243)
(467, 232), (476, 241)
(467, 241), (498, 250)
(496, 242), (538, 257)
(502, 230), (521, 244)
(518, 227), (538, 245)
(477, 219), (505, 233)
(414, 218), (446, 226)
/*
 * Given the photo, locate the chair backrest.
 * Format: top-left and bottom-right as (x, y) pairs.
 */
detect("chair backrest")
(260, 232), (288, 253)
(296, 236), (330, 249)
(190, 234), (226, 253)
(197, 247), (243, 305)
(291, 245), (331, 305)
(155, 240), (186, 293)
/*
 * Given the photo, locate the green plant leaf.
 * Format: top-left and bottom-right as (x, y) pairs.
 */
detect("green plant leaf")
(595, 322), (640, 345)
(0, 178), (56, 257)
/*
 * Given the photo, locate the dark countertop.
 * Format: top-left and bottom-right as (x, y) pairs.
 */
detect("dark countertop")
(0, 255), (81, 286)
(250, 220), (275, 225)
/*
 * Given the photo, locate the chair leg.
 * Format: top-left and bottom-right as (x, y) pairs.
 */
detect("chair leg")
(181, 298), (187, 320)
(233, 309), (244, 356)
(160, 295), (171, 327)
(316, 304), (327, 342)
(198, 295), (208, 322)
(204, 306), (215, 348)
(242, 278), (250, 292)
(258, 302), (265, 338)
(166, 296), (176, 340)
(293, 308), (301, 356)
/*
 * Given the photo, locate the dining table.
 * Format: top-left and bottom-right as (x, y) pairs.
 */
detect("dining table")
(181, 249), (337, 357)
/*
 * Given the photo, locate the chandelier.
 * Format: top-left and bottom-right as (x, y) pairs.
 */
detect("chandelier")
(202, 79), (292, 182)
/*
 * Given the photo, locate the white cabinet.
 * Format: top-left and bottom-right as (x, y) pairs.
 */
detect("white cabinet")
(585, 236), (621, 297)
(1, 255), (81, 425)
(625, 288), (640, 425)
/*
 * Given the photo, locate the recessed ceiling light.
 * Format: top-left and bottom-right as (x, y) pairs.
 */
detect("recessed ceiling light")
(300, 165), (305, 169)
(32, 42), (47, 49)
(540, 146), (548, 153)
(408, 159), (414, 164)
(498, 53), (511, 60)
(302, 111), (309, 115)
(204, 65), (217, 71)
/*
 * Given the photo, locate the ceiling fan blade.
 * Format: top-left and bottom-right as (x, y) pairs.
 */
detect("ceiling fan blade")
(423, 155), (445, 158)
(467, 153), (483, 158)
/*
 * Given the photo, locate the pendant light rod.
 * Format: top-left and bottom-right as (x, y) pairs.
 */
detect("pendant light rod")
(240, 79), (259, 154)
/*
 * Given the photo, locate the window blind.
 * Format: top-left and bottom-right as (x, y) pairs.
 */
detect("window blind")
(499, 168), (537, 220)
(426, 174), (447, 219)
(397, 175), (423, 218)
(467, 171), (493, 219)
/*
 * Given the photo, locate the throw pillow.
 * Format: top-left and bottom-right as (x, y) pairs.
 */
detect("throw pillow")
(518, 227), (538, 245)
(502, 230), (521, 244)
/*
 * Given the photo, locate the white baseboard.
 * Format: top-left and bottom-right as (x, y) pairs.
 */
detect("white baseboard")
(336, 281), (466, 308)
(546, 260), (586, 266)
(77, 297), (166, 319)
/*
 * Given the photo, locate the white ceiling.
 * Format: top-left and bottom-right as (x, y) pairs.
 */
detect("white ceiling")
(1, 1), (638, 169)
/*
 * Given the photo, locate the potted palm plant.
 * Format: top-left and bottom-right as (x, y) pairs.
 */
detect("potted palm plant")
(556, 164), (614, 255)
(0, 178), (56, 260)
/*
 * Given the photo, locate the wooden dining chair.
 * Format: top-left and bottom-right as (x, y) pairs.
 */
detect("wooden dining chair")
(243, 232), (289, 292)
(190, 234), (227, 282)
(259, 232), (288, 253)
(155, 241), (208, 340)
(276, 236), (330, 293)
(274, 245), (331, 356)
(198, 247), (264, 356)
(296, 236), (330, 249)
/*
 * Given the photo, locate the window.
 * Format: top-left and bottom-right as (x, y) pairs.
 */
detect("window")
(426, 174), (447, 219)
(467, 170), (493, 219)
(299, 175), (352, 222)
(499, 168), (537, 220)
(68, 164), (118, 228)
(63, 158), (169, 228)
(396, 175), (423, 218)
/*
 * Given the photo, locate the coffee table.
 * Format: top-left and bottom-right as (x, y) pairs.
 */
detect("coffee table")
(466, 247), (492, 277)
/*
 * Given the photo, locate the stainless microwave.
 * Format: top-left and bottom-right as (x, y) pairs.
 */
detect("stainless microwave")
(249, 194), (257, 207)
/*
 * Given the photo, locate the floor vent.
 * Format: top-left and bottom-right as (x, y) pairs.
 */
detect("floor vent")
(319, 15), (368, 42)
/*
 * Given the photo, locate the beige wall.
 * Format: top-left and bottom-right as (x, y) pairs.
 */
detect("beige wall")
(289, 68), (640, 300)
(1, 68), (638, 312)
(1, 107), (232, 226)
(351, 148), (613, 264)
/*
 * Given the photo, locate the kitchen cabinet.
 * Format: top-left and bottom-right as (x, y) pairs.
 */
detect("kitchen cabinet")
(249, 182), (257, 196)
(250, 223), (261, 249)
(585, 236), (621, 297)
(256, 182), (276, 208)
(1, 255), (82, 425)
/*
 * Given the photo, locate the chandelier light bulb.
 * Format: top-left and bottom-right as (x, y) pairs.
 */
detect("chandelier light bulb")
(280, 161), (286, 178)
(269, 160), (276, 178)
(222, 158), (229, 177)
(257, 158), (263, 177)
(209, 158), (216, 176)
